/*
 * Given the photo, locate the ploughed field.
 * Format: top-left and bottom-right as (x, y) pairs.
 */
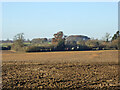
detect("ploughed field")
(1, 50), (120, 89)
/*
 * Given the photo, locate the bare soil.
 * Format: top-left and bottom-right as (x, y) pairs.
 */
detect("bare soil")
(1, 50), (120, 89)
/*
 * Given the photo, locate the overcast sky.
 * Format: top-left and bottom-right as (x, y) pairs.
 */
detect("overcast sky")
(2, 2), (118, 40)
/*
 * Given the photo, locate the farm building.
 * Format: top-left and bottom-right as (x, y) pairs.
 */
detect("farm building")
(65, 35), (90, 45)
(31, 38), (48, 44)
(65, 35), (90, 42)
(66, 35), (90, 42)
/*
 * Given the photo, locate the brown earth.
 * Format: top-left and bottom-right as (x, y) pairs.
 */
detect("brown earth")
(1, 50), (120, 89)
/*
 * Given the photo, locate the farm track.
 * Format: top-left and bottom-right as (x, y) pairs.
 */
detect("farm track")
(1, 50), (120, 89)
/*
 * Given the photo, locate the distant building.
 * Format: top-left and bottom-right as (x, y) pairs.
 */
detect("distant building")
(65, 35), (90, 45)
(31, 38), (48, 44)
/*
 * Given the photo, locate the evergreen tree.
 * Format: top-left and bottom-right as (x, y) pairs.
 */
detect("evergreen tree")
(112, 31), (120, 41)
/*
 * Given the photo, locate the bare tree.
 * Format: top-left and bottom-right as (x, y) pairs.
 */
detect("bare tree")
(102, 33), (111, 42)
(13, 33), (24, 41)
(12, 33), (25, 51)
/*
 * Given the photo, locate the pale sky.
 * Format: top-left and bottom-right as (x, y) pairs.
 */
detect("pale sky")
(2, 2), (118, 40)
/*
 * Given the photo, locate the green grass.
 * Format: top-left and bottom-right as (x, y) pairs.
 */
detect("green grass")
(1, 43), (13, 47)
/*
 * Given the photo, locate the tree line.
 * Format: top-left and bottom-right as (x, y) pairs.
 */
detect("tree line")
(1, 31), (120, 52)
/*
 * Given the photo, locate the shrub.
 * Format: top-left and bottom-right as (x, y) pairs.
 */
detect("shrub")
(85, 40), (100, 48)
(1, 45), (11, 50)
(11, 33), (25, 52)
(110, 37), (120, 50)
(11, 39), (24, 51)
(26, 45), (55, 52)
